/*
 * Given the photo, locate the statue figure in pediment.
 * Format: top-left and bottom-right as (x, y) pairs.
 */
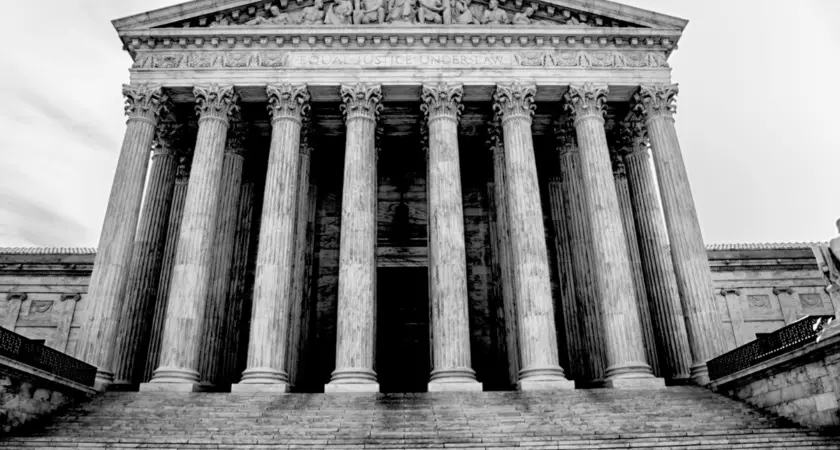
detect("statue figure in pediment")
(481, 0), (508, 25)
(246, 6), (291, 25)
(512, 7), (534, 25)
(418, 0), (445, 23)
(452, 0), (478, 24)
(325, 0), (354, 24)
(300, 0), (326, 24)
(354, 0), (386, 24)
(387, 0), (417, 23)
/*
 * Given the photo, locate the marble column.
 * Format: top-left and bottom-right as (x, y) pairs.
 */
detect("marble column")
(233, 84), (309, 393)
(326, 83), (383, 393)
(555, 124), (606, 384)
(619, 118), (692, 382)
(611, 154), (661, 377)
(198, 117), (248, 388)
(564, 83), (662, 389)
(142, 84), (239, 392)
(547, 178), (582, 381)
(111, 119), (181, 388)
(492, 83), (573, 391)
(78, 84), (169, 390)
(634, 84), (724, 385)
(488, 122), (520, 387)
(421, 83), (482, 392)
(219, 179), (256, 384)
(143, 155), (191, 382)
(286, 126), (314, 389)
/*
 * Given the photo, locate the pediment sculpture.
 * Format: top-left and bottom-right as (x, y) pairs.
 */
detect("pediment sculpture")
(184, 0), (628, 28)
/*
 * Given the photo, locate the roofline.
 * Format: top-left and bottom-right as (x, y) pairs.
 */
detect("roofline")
(112, 0), (688, 32)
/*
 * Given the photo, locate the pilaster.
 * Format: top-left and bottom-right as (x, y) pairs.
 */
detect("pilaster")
(421, 82), (481, 392)
(634, 83), (724, 385)
(492, 82), (572, 391)
(233, 84), (309, 393)
(326, 83), (383, 393)
(143, 84), (239, 392)
(564, 83), (662, 389)
(78, 84), (169, 390)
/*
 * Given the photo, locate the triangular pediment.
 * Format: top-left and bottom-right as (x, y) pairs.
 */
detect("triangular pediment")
(113, 0), (687, 31)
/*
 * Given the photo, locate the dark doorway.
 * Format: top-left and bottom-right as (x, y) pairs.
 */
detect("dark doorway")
(377, 267), (430, 393)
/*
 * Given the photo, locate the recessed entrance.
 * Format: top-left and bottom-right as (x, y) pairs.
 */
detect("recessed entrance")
(376, 267), (430, 393)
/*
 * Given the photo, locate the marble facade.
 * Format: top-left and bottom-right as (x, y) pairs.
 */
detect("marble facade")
(72, 0), (726, 393)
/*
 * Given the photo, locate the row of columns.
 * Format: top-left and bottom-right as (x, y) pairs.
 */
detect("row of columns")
(78, 79), (722, 394)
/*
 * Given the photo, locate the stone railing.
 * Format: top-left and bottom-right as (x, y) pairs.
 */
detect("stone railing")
(0, 327), (96, 387)
(707, 315), (834, 381)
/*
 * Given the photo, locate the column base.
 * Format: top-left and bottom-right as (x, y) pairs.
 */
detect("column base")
(518, 379), (575, 391)
(92, 370), (115, 392)
(231, 382), (290, 393)
(106, 381), (139, 392)
(139, 382), (202, 392)
(238, 367), (289, 385)
(690, 363), (710, 386)
(324, 382), (380, 394)
(428, 380), (483, 392)
(603, 377), (666, 389)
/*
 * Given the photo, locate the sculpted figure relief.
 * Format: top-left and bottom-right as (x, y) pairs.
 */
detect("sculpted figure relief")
(481, 0), (508, 25)
(325, 0), (355, 24)
(245, 6), (291, 25)
(418, 0), (445, 24)
(452, 0), (478, 24)
(387, 0), (417, 23)
(300, 0), (327, 24)
(355, 0), (386, 24)
(512, 7), (534, 25)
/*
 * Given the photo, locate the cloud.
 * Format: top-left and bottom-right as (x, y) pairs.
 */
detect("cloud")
(0, 190), (90, 247)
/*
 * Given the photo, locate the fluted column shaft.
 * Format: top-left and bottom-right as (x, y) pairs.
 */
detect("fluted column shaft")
(623, 143), (692, 381)
(144, 85), (239, 390)
(144, 159), (191, 382)
(112, 122), (180, 387)
(635, 84), (723, 385)
(422, 83), (481, 391)
(286, 138), (313, 388)
(557, 146), (605, 383)
(613, 165), (660, 377)
(490, 131), (520, 387)
(493, 83), (572, 390)
(220, 180), (256, 383)
(326, 83), (382, 393)
(547, 179), (582, 381)
(565, 84), (661, 388)
(234, 84), (309, 392)
(78, 84), (168, 390)
(198, 123), (246, 387)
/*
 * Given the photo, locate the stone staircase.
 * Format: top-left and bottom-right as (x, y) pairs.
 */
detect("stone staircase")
(3, 386), (839, 449)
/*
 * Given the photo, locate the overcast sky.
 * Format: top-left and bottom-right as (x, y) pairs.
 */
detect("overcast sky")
(0, 0), (838, 247)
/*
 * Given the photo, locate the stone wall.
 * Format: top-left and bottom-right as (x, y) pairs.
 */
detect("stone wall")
(710, 333), (840, 429)
(0, 355), (95, 434)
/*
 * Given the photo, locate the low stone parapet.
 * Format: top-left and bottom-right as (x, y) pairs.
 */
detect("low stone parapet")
(710, 332), (840, 430)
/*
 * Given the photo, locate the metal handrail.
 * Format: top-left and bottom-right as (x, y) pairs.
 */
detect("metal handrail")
(707, 315), (834, 381)
(0, 326), (96, 386)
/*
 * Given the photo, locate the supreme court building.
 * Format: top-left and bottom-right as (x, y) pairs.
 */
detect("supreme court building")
(75, 0), (725, 394)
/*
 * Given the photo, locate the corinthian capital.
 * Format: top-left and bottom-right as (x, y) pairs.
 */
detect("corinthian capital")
(176, 152), (193, 181)
(633, 83), (679, 121)
(194, 84), (240, 123)
(564, 83), (608, 122)
(486, 118), (504, 158)
(267, 84), (310, 124)
(226, 114), (249, 156)
(554, 116), (577, 155)
(123, 84), (169, 123)
(492, 82), (536, 123)
(152, 119), (183, 157)
(616, 115), (648, 156)
(340, 83), (383, 123)
(421, 83), (464, 122)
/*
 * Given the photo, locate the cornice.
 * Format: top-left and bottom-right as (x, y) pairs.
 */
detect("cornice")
(120, 25), (681, 56)
(112, 0), (687, 32)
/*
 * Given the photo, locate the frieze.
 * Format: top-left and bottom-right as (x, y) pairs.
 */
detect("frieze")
(134, 50), (667, 69)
